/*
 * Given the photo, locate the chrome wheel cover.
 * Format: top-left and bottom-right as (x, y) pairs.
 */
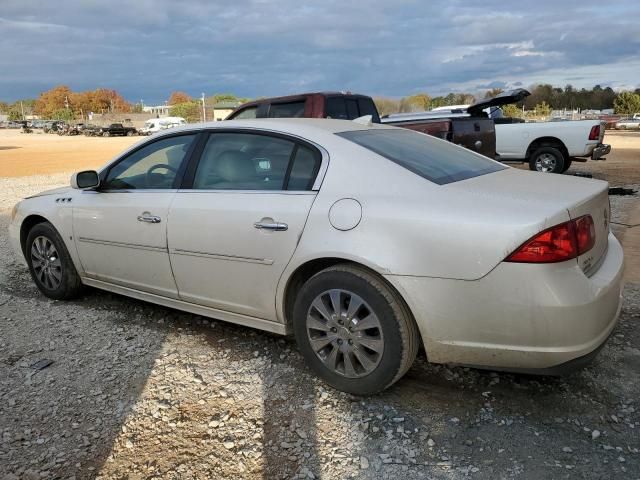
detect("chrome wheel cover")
(306, 289), (384, 378)
(30, 236), (62, 290)
(535, 153), (557, 172)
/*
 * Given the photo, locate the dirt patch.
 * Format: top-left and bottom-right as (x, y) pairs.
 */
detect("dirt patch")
(0, 130), (140, 177)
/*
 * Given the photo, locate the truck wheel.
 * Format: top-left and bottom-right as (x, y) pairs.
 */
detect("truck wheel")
(293, 264), (420, 395)
(103, 132), (110, 137)
(126, 130), (134, 136)
(529, 147), (565, 174)
(561, 159), (572, 173)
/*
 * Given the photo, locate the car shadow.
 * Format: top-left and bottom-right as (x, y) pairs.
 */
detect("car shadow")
(2, 235), (637, 479)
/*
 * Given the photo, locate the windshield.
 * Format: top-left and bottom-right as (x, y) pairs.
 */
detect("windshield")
(336, 128), (505, 185)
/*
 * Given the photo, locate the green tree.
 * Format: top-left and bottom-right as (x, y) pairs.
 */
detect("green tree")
(400, 93), (431, 112)
(534, 101), (551, 117)
(613, 91), (640, 114)
(373, 97), (400, 116)
(170, 102), (202, 122)
(51, 108), (75, 121)
(8, 109), (22, 121)
(502, 104), (523, 118)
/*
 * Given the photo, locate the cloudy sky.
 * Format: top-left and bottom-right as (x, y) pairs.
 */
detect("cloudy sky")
(1, 0), (639, 103)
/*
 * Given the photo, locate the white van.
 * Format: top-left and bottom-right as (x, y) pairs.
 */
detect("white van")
(140, 117), (187, 135)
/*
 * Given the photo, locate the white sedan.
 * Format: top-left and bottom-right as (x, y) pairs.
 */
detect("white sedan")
(9, 119), (624, 394)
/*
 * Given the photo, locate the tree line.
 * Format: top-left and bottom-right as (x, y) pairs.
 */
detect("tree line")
(374, 84), (640, 117)
(2, 83), (640, 122)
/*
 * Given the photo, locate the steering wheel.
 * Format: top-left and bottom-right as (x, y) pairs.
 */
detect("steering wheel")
(146, 163), (178, 187)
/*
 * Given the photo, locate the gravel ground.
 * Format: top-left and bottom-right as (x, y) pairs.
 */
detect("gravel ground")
(1, 180), (639, 479)
(0, 173), (70, 210)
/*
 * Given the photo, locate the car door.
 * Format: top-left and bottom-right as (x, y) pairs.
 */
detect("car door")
(168, 130), (325, 321)
(73, 132), (200, 298)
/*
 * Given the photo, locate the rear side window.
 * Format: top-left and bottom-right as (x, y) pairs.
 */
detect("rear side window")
(337, 129), (505, 185)
(286, 146), (321, 190)
(268, 102), (305, 118)
(192, 133), (320, 191)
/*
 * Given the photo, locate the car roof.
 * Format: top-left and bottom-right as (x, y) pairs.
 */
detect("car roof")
(154, 118), (395, 139)
(235, 92), (372, 109)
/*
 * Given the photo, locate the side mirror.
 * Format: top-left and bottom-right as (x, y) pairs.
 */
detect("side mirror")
(71, 170), (100, 190)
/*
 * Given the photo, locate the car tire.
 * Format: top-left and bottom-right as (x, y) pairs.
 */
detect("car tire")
(529, 146), (565, 173)
(25, 222), (83, 300)
(293, 264), (420, 395)
(126, 130), (134, 136)
(561, 158), (572, 173)
(103, 132), (110, 137)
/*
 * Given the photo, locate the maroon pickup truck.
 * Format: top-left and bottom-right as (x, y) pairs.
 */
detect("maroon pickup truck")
(227, 91), (527, 158)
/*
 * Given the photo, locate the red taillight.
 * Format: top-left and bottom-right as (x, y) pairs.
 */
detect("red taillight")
(588, 125), (600, 141)
(574, 215), (595, 255)
(506, 215), (595, 263)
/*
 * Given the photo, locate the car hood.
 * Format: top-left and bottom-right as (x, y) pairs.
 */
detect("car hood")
(467, 89), (530, 115)
(26, 186), (72, 199)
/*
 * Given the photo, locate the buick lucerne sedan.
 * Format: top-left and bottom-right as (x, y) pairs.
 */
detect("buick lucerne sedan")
(9, 119), (624, 394)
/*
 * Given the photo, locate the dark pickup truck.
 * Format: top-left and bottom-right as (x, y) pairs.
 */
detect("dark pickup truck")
(227, 91), (528, 158)
(97, 123), (137, 137)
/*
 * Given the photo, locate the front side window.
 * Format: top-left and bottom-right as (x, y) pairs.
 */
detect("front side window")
(268, 101), (305, 118)
(192, 132), (320, 191)
(103, 134), (197, 189)
(337, 128), (505, 185)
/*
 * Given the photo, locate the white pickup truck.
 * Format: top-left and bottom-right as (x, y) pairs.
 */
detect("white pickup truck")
(416, 89), (612, 174)
(494, 119), (610, 173)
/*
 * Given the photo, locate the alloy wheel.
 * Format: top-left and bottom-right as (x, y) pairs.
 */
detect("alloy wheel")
(30, 236), (62, 290)
(535, 153), (557, 172)
(305, 289), (384, 378)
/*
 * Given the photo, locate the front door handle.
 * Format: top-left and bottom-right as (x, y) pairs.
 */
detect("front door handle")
(254, 221), (288, 231)
(137, 212), (161, 224)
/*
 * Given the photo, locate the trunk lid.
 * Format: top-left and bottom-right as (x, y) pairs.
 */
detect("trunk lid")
(446, 168), (610, 276)
(466, 88), (530, 115)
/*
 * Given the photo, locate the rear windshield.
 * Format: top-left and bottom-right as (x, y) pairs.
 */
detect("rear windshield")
(336, 128), (505, 185)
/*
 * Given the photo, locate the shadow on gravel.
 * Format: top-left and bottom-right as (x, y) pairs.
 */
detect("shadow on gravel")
(2, 221), (638, 479)
(0, 261), (170, 478)
(0, 146), (20, 150)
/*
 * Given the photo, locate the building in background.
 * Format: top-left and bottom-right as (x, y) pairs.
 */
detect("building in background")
(142, 105), (171, 117)
(212, 101), (241, 121)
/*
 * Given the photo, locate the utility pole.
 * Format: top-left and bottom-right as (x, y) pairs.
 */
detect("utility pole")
(20, 101), (25, 120)
(201, 93), (206, 122)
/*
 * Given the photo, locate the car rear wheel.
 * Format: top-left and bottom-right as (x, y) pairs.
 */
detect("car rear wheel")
(126, 130), (134, 136)
(561, 158), (572, 173)
(26, 222), (83, 300)
(293, 264), (420, 395)
(103, 131), (110, 137)
(529, 146), (565, 173)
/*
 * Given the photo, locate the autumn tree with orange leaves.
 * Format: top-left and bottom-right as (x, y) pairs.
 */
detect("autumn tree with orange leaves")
(34, 85), (132, 119)
(168, 91), (193, 105)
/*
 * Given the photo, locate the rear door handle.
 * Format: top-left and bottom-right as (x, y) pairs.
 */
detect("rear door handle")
(137, 212), (161, 223)
(254, 221), (288, 231)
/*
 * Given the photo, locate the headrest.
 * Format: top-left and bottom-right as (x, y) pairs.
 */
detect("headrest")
(214, 150), (255, 182)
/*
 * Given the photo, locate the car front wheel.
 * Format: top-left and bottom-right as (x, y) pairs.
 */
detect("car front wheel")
(26, 222), (83, 300)
(293, 264), (420, 395)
